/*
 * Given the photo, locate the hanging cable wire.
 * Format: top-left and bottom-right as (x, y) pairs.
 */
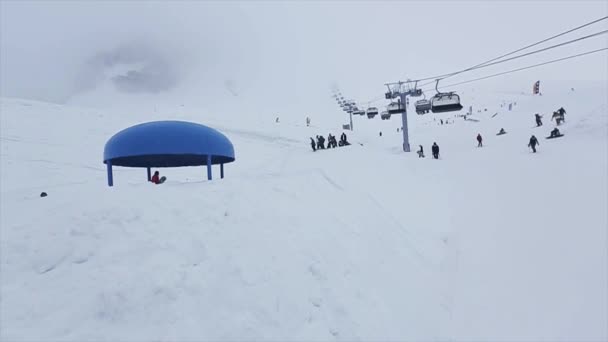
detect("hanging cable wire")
(416, 28), (608, 86)
(420, 47), (608, 92)
(414, 15), (608, 85)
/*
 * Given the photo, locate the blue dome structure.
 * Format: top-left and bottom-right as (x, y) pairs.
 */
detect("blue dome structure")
(103, 121), (235, 186)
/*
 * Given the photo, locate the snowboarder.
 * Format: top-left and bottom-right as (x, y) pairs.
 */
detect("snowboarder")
(535, 113), (543, 127)
(275, 117), (280, 123)
(306, 117), (311, 127)
(417, 145), (425, 158)
(379, 131), (382, 137)
(549, 127), (562, 138)
(476, 134), (483, 147)
(497, 128), (507, 135)
(440, 119), (444, 125)
(528, 135), (539, 153)
(432, 142), (440, 159)
(310, 137), (316, 151)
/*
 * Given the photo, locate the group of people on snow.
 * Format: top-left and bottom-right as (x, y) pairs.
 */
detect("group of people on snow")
(417, 143), (440, 159)
(311, 132), (349, 151)
(552, 107), (566, 125)
(535, 107), (566, 127)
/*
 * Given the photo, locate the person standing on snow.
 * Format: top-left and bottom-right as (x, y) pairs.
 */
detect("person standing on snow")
(528, 135), (539, 153)
(558, 107), (566, 122)
(432, 142), (440, 159)
(477, 133), (483, 147)
(316, 135), (325, 150)
(310, 137), (316, 151)
(535, 113), (543, 127)
(417, 145), (425, 158)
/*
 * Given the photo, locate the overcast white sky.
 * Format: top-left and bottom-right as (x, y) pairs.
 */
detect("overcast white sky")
(1, 1), (606, 110)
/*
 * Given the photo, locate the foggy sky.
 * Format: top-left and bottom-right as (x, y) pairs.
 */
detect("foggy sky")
(1, 1), (606, 108)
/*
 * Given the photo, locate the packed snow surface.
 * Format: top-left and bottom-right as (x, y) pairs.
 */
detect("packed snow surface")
(1, 81), (606, 341)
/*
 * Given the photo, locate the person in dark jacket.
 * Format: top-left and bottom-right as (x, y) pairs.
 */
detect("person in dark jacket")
(550, 127), (561, 138)
(339, 132), (349, 146)
(535, 113), (543, 127)
(528, 135), (539, 153)
(476, 133), (483, 147)
(328, 134), (337, 148)
(316, 135), (325, 150)
(431, 142), (440, 159)
(310, 137), (316, 151)
(558, 107), (566, 121)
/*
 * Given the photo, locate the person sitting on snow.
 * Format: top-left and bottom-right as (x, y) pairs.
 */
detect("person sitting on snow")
(498, 128), (506, 135)
(150, 171), (165, 184)
(550, 127), (561, 138)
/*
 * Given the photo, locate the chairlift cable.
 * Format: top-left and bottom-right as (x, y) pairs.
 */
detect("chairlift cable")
(414, 15), (608, 85)
(417, 28), (608, 86)
(421, 47), (608, 92)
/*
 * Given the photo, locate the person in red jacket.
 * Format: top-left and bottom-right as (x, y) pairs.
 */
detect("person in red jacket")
(477, 133), (483, 147)
(151, 171), (161, 184)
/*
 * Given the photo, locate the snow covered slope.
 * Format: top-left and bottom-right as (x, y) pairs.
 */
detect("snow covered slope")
(1, 81), (606, 341)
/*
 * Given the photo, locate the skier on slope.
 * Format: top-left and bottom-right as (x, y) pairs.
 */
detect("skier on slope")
(528, 135), (539, 153)
(432, 142), (440, 159)
(476, 133), (483, 147)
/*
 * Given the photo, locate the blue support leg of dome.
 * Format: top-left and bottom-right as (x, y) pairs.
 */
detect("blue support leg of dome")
(206, 155), (212, 180)
(107, 161), (113, 187)
(220, 163), (224, 179)
(147, 167), (151, 181)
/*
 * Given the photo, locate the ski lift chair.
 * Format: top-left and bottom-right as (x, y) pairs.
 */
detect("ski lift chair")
(387, 101), (405, 114)
(430, 92), (463, 113)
